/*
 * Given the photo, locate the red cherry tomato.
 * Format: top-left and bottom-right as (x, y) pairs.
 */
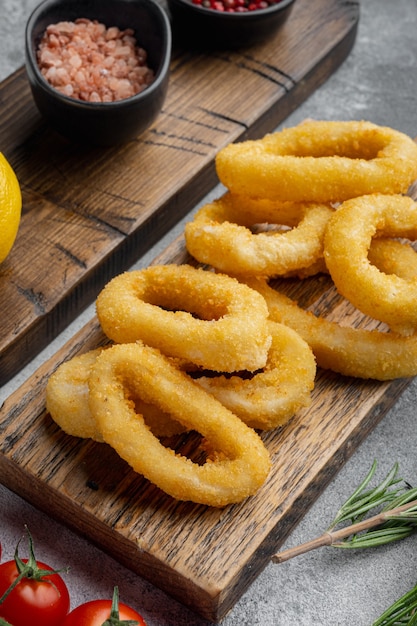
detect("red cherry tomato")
(0, 558), (70, 626)
(63, 587), (147, 626)
(0, 530), (70, 626)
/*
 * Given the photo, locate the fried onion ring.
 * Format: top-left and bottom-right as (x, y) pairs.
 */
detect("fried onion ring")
(87, 342), (271, 506)
(191, 321), (316, 430)
(46, 348), (187, 439)
(324, 194), (417, 335)
(96, 263), (272, 372)
(216, 121), (417, 203)
(242, 277), (417, 380)
(184, 192), (334, 277)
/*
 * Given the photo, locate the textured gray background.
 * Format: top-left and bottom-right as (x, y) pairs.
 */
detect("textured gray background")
(1, 1), (417, 624)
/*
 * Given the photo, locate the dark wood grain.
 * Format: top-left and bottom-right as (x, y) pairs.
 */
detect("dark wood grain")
(0, 0), (359, 384)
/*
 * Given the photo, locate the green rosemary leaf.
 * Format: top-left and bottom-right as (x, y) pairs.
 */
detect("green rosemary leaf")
(385, 513), (417, 524)
(333, 525), (415, 549)
(383, 488), (417, 512)
(329, 459), (378, 527)
(372, 582), (417, 625)
(337, 492), (404, 525)
(328, 462), (406, 529)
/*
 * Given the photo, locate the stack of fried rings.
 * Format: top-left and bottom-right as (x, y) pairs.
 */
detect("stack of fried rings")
(46, 263), (317, 506)
(184, 120), (417, 380)
(46, 119), (417, 506)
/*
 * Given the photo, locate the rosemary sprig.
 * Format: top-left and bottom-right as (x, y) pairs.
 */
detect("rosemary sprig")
(272, 460), (417, 563)
(372, 582), (417, 625)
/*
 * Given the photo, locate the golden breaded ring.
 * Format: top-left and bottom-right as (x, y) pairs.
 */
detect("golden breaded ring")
(216, 120), (417, 203)
(192, 321), (316, 430)
(244, 277), (417, 381)
(46, 348), (186, 439)
(368, 238), (417, 280)
(46, 349), (105, 441)
(184, 192), (334, 277)
(88, 343), (271, 507)
(284, 238), (417, 280)
(324, 194), (417, 336)
(96, 263), (271, 372)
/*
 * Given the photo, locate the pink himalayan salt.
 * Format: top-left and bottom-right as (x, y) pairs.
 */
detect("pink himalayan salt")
(37, 18), (155, 103)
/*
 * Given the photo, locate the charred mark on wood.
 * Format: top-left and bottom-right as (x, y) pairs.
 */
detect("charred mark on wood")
(241, 54), (297, 86)
(150, 128), (218, 149)
(14, 285), (47, 315)
(141, 138), (208, 156)
(54, 243), (87, 268)
(234, 62), (294, 90)
(199, 108), (248, 129)
(163, 111), (231, 134)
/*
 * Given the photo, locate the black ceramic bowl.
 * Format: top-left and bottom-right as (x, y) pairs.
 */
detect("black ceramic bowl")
(167, 0), (296, 50)
(25, 0), (171, 146)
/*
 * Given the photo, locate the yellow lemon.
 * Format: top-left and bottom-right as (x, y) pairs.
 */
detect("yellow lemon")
(0, 152), (22, 263)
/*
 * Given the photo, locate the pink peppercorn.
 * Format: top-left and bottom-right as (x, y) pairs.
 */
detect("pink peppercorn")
(191, 0), (282, 11)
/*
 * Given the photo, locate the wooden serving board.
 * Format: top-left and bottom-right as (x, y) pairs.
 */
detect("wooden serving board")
(1, 192), (416, 622)
(0, 0), (359, 385)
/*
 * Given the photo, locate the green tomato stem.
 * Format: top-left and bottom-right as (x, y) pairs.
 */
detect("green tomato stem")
(0, 526), (68, 605)
(101, 587), (139, 626)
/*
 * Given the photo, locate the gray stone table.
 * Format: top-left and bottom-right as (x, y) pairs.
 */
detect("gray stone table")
(1, 1), (417, 624)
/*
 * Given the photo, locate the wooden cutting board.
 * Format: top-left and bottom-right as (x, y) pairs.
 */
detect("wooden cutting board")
(0, 0), (359, 385)
(2, 196), (416, 623)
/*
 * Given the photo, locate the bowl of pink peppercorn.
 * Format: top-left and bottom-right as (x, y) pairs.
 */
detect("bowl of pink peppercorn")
(167, 0), (296, 50)
(25, 0), (171, 146)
